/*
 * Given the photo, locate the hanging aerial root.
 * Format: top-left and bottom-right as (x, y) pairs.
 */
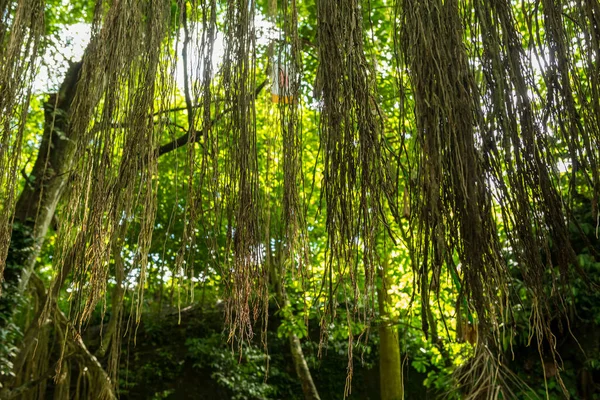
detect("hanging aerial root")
(44, 0), (173, 334)
(401, 0), (506, 343)
(454, 346), (536, 400)
(472, 0), (587, 394)
(279, 0), (306, 286)
(218, 0), (265, 348)
(316, 0), (391, 391)
(539, 0), (600, 219)
(396, 0), (592, 396)
(0, 0), (45, 290)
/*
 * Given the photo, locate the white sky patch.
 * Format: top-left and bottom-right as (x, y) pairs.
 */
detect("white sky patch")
(174, 14), (276, 93)
(174, 28), (225, 94)
(33, 14), (277, 104)
(34, 23), (91, 93)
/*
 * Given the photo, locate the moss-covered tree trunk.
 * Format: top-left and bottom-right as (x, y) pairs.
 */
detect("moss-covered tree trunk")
(15, 62), (82, 282)
(0, 57), (124, 398)
(0, 62), (82, 328)
(377, 254), (403, 400)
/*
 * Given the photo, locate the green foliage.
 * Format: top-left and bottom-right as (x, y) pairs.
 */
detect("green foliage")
(3, 0), (600, 398)
(0, 321), (22, 379)
(0, 222), (31, 378)
(119, 346), (184, 397)
(186, 334), (278, 400)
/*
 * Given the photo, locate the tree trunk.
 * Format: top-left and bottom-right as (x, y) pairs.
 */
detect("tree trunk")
(13, 61), (83, 290)
(377, 253), (403, 400)
(0, 62), (82, 331)
(268, 236), (320, 400)
(0, 60), (111, 395)
(2, 273), (116, 400)
(289, 332), (321, 400)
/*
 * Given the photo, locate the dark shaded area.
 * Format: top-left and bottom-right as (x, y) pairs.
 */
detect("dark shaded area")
(83, 305), (432, 400)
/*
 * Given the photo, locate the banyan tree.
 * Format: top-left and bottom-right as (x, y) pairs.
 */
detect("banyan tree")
(0, 0), (599, 398)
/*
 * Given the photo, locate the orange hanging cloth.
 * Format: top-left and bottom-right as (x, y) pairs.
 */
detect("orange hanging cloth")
(270, 44), (295, 104)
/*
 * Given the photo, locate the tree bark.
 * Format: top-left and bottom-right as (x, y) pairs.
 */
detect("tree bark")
(0, 62), (82, 328)
(289, 332), (321, 400)
(268, 231), (320, 400)
(377, 253), (403, 400)
(2, 273), (116, 400)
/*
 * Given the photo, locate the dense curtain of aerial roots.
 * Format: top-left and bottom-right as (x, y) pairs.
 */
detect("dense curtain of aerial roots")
(0, 0), (44, 291)
(0, 0), (599, 397)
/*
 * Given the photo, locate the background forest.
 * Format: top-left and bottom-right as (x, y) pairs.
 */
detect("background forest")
(1, 0), (600, 399)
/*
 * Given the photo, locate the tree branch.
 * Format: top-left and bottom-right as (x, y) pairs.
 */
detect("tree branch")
(181, 2), (194, 128)
(9, 273), (117, 400)
(157, 78), (268, 157)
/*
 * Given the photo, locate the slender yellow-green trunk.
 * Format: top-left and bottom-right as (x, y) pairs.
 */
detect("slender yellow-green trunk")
(378, 253), (403, 400)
